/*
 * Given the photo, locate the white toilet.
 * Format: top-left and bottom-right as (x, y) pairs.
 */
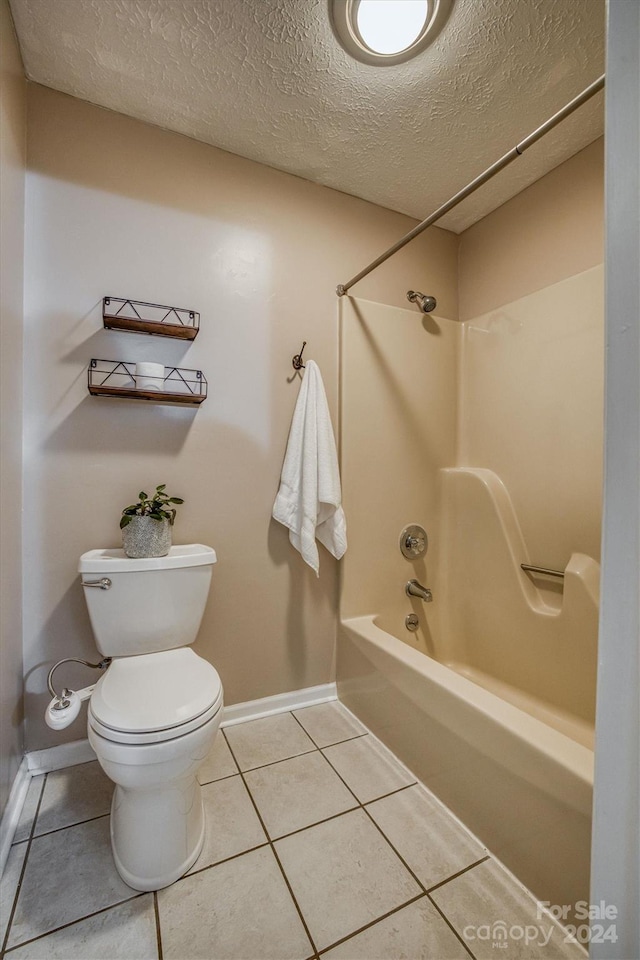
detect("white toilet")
(78, 544), (223, 892)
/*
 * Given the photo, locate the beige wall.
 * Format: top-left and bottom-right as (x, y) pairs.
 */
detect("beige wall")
(458, 139), (604, 321)
(0, 0), (26, 813)
(23, 83), (458, 752)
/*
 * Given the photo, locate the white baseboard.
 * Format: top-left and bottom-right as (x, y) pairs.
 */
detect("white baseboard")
(221, 682), (337, 727)
(0, 757), (31, 877)
(25, 683), (337, 771)
(27, 739), (96, 777)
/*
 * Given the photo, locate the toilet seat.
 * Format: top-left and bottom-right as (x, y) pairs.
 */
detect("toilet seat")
(89, 647), (223, 745)
(89, 690), (223, 745)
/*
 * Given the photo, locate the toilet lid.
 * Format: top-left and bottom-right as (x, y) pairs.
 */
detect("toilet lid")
(90, 648), (222, 733)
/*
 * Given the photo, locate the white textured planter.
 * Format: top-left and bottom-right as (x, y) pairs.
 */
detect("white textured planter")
(122, 516), (172, 558)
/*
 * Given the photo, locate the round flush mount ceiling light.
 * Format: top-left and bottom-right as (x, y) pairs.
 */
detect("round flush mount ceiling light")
(331, 0), (453, 66)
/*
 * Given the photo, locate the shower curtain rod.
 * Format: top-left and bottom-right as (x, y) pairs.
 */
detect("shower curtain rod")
(336, 74), (605, 297)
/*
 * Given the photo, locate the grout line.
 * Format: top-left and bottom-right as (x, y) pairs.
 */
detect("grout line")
(289, 712), (335, 752)
(317, 892), (427, 956)
(232, 746), (319, 776)
(427, 892), (477, 960)
(426, 855), (490, 894)
(265, 845), (320, 960)
(2, 894), (148, 956)
(184, 841), (270, 880)
(273, 805), (361, 843)
(289, 710), (369, 748)
(197, 770), (240, 787)
(361, 781), (417, 805)
(1, 774), (47, 956)
(29, 811), (110, 842)
(221, 728), (321, 960)
(314, 731), (369, 747)
(153, 891), (163, 960)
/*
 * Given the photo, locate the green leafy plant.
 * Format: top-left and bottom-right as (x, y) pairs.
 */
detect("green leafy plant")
(120, 484), (184, 529)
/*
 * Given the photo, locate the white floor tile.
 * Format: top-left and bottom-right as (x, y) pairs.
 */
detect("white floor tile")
(34, 761), (113, 837)
(322, 896), (470, 959)
(367, 784), (486, 888)
(6, 896), (158, 960)
(158, 846), (313, 960)
(187, 775), (266, 873)
(224, 713), (315, 771)
(292, 701), (367, 748)
(322, 735), (415, 803)
(431, 859), (586, 959)
(8, 817), (137, 948)
(275, 808), (421, 951)
(244, 751), (357, 838)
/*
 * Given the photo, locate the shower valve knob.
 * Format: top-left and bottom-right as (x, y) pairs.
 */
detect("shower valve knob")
(399, 524), (428, 559)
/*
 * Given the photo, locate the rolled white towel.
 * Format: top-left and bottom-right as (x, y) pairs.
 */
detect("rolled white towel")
(135, 362), (165, 391)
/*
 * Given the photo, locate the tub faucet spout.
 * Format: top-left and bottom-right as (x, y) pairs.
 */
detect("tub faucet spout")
(406, 579), (433, 602)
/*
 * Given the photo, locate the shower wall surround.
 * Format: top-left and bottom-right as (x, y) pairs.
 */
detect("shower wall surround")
(458, 138), (604, 571)
(458, 266), (603, 572)
(21, 83), (458, 753)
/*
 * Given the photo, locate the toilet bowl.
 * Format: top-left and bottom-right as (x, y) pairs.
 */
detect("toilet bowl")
(78, 544), (222, 891)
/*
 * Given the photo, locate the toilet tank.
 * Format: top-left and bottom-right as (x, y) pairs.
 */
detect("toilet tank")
(79, 544), (216, 657)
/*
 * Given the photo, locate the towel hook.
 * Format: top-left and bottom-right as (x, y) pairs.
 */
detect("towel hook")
(292, 341), (307, 371)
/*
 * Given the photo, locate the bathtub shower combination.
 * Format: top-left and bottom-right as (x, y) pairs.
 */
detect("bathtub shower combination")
(337, 280), (602, 917)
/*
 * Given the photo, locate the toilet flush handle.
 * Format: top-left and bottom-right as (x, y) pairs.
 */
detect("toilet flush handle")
(82, 577), (112, 590)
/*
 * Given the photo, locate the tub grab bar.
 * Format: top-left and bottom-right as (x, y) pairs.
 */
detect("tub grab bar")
(521, 563), (565, 579)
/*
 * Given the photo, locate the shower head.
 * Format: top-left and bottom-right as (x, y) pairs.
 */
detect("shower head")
(407, 290), (437, 314)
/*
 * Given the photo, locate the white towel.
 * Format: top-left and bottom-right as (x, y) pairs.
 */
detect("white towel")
(272, 360), (347, 576)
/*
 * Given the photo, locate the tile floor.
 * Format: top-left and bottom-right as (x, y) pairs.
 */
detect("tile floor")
(1, 701), (585, 960)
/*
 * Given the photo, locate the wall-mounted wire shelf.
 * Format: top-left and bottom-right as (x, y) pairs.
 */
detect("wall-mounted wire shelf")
(88, 359), (207, 405)
(103, 297), (200, 340)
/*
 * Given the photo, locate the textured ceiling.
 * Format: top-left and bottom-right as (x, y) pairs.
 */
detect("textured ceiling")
(9, 0), (605, 232)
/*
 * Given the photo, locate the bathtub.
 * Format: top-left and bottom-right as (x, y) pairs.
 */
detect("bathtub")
(337, 613), (594, 915)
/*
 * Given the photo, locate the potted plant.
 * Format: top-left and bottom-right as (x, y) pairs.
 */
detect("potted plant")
(120, 484), (184, 558)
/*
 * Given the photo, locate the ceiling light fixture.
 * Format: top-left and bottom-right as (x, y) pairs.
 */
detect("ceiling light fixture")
(331, 0), (453, 66)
